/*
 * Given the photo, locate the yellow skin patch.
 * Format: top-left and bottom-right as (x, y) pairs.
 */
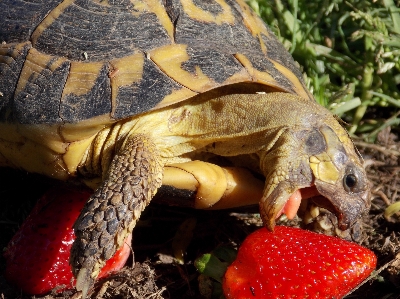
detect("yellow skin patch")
(162, 164), (264, 209)
(310, 154), (340, 185)
(167, 161), (228, 209)
(0, 123), (68, 178)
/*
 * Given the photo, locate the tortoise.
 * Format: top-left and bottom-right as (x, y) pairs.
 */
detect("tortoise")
(0, 0), (370, 296)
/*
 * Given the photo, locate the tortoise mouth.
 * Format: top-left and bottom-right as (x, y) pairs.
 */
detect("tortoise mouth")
(297, 196), (364, 242)
(272, 185), (351, 233)
(296, 193), (339, 225)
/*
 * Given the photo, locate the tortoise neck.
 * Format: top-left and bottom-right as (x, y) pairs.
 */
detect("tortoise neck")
(78, 92), (333, 179)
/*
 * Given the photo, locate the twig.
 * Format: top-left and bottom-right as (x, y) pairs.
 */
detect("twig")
(146, 286), (166, 299)
(373, 190), (392, 206)
(354, 141), (400, 156)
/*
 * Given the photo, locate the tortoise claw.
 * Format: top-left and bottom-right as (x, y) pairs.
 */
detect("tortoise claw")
(75, 268), (93, 299)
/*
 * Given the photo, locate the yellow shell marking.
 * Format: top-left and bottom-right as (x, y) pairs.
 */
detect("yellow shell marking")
(153, 88), (198, 110)
(129, 0), (148, 15)
(0, 42), (30, 64)
(235, 0), (270, 53)
(31, 0), (76, 46)
(128, 0), (174, 40)
(14, 48), (67, 99)
(141, 0), (175, 41)
(180, 0), (235, 25)
(62, 61), (104, 97)
(270, 60), (313, 101)
(109, 52), (145, 114)
(150, 44), (252, 93)
(235, 53), (282, 91)
(150, 44), (214, 92)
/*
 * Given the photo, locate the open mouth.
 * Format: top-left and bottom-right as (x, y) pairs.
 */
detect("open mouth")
(275, 186), (364, 242)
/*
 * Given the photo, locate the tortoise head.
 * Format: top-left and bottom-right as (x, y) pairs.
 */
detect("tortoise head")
(258, 112), (370, 232)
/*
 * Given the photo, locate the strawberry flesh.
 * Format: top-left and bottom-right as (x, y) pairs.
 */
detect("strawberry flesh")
(4, 186), (131, 295)
(223, 226), (377, 299)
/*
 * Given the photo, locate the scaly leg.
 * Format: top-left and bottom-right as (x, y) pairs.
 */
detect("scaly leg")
(70, 134), (162, 297)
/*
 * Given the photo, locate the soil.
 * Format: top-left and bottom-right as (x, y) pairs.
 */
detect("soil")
(1, 127), (399, 299)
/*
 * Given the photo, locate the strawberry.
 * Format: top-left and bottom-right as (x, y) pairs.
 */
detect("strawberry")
(4, 186), (131, 295)
(223, 226), (377, 299)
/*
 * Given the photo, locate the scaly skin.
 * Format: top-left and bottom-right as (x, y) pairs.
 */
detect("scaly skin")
(71, 134), (162, 297)
(71, 92), (370, 296)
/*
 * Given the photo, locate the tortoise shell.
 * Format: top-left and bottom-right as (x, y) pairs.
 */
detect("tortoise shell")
(0, 0), (315, 181)
(0, 0), (312, 125)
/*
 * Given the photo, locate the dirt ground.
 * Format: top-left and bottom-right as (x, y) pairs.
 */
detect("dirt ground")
(1, 127), (400, 299)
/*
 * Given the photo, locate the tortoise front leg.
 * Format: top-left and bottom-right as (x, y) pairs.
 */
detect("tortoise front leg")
(158, 162), (264, 209)
(70, 134), (162, 298)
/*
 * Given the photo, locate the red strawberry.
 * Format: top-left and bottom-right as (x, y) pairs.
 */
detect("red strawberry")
(4, 186), (131, 295)
(223, 226), (376, 299)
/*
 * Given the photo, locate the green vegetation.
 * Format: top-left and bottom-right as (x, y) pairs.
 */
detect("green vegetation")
(249, 0), (400, 141)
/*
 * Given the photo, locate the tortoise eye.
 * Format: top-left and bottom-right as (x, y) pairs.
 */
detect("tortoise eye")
(344, 173), (357, 190)
(343, 166), (363, 193)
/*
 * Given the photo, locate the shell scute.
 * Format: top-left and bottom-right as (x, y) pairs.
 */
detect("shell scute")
(0, 0), (60, 43)
(13, 48), (69, 124)
(1, 0), (313, 126)
(149, 44), (251, 94)
(32, 0), (172, 62)
(60, 62), (112, 122)
(0, 42), (31, 119)
(182, 47), (244, 84)
(112, 57), (184, 119)
(171, 0), (311, 99)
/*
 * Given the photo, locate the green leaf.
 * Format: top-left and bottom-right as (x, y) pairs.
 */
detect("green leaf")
(383, 0), (400, 34)
(195, 254), (228, 283)
(212, 246), (237, 264)
(332, 97), (361, 116)
(384, 201), (400, 219)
